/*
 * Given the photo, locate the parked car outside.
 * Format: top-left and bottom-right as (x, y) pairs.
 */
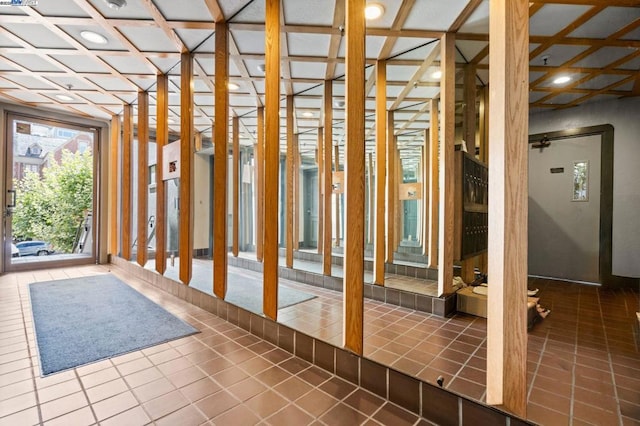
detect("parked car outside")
(15, 241), (54, 256)
(11, 243), (19, 257)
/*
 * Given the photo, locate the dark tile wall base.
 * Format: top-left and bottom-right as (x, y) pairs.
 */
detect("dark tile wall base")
(110, 256), (533, 426)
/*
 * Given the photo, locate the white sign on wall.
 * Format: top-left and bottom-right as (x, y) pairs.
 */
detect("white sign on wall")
(163, 141), (180, 180)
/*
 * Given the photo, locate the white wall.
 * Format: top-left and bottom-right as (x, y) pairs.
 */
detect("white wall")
(529, 97), (640, 278)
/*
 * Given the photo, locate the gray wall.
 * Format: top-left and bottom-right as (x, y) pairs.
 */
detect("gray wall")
(529, 97), (640, 278)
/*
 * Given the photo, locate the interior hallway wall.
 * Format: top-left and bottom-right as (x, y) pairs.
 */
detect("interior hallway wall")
(529, 96), (640, 278)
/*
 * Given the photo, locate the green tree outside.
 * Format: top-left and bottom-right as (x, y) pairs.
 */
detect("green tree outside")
(13, 149), (93, 253)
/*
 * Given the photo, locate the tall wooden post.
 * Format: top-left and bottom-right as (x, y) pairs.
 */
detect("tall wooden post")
(155, 74), (168, 275)
(479, 86), (489, 164)
(343, 0), (365, 355)
(256, 106), (264, 262)
(121, 104), (133, 261)
(422, 129), (430, 256)
(264, 0), (281, 320)
(294, 133), (300, 250)
(317, 127), (324, 255)
(232, 115), (239, 257)
(437, 33), (455, 296)
(334, 144), (341, 247)
(214, 22), (229, 298)
(385, 110), (395, 263)
(137, 91), (149, 267)
(486, 0), (529, 417)
(428, 99), (439, 269)
(286, 95), (294, 268)
(367, 152), (374, 244)
(179, 52), (194, 285)
(109, 115), (120, 256)
(373, 60), (386, 285)
(322, 82), (333, 276)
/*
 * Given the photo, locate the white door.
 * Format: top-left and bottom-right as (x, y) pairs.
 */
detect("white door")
(528, 135), (601, 284)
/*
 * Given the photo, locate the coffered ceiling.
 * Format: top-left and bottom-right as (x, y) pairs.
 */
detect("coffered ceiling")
(0, 0), (638, 160)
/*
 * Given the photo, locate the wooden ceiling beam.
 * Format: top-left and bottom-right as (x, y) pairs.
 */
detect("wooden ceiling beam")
(449, 0), (484, 32)
(389, 41), (440, 111)
(324, 0), (345, 79)
(378, 0), (416, 60)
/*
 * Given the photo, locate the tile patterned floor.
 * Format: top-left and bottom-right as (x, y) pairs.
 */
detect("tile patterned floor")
(156, 257), (639, 425)
(0, 265), (429, 426)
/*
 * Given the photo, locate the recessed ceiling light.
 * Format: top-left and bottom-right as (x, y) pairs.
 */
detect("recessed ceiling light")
(80, 30), (108, 45)
(56, 94), (74, 102)
(302, 112), (313, 118)
(104, 0), (127, 10)
(334, 100), (345, 108)
(365, 3), (384, 20)
(228, 82), (240, 90)
(553, 75), (571, 85)
(431, 70), (442, 79)
(257, 63), (266, 73)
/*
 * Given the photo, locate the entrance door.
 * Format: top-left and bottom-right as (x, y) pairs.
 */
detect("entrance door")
(3, 114), (98, 270)
(528, 134), (601, 283)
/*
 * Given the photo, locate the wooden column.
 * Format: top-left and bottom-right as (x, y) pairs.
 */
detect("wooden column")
(317, 127), (324, 255)
(428, 99), (439, 269)
(367, 152), (374, 244)
(109, 115), (120, 256)
(263, 0), (280, 320)
(343, 0), (365, 355)
(385, 110), (395, 263)
(334, 144), (341, 247)
(479, 85), (489, 164)
(286, 95), (294, 268)
(464, 65), (477, 152)
(179, 52), (194, 285)
(322, 82), (333, 276)
(256, 106), (264, 262)
(479, 86), (489, 273)
(373, 60), (386, 285)
(136, 91), (149, 267)
(486, 0), (529, 416)
(422, 129), (430, 256)
(294, 133), (300, 250)
(214, 22), (229, 298)
(121, 104), (133, 260)
(155, 74), (168, 275)
(461, 64), (478, 279)
(232, 115), (239, 257)
(395, 151), (402, 247)
(437, 33), (455, 296)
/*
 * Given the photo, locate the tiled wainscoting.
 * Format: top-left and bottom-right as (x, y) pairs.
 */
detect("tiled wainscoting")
(110, 256), (531, 425)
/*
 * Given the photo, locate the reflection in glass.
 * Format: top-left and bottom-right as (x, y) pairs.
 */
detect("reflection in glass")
(573, 160), (589, 201)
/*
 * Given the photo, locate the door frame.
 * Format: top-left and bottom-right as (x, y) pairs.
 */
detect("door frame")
(529, 124), (634, 289)
(3, 111), (101, 272)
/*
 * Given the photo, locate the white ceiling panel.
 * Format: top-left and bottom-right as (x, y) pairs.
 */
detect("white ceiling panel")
(78, 92), (119, 105)
(230, 30), (266, 54)
(1, 23), (73, 49)
(364, 0), (403, 29)
(230, 0), (265, 24)
(458, 0), (490, 34)
(175, 29), (213, 51)
(542, 92), (584, 105)
(86, 0), (153, 20)
(529, 91), (548, 103)
(530, 4), (591, 37)
(58, 25), (128, 51)
(404, 0), (470, 31)
(153, 0), (215, 21)
(570, 7), (640, 39)
(365, 36), (386, 59)
(456, 40), (488, 63)
(283, 0), (334, 26)
(572, 46), (637, 68)
(389, 39), (438, 60)
(149, 57), (180, 74)
(290, 61), (325, 79)
(118, 26), (177, 52)
(2, 53), (62, 72)
(5, 90), (51, 102)
(287, 33), (331, 57)
(45, 76), (97, 91)
(531, 44), (591, 67)
(89, 76), (137, 92)
(100, 55), (153, 75)
(2, 75), (51, 89)
(576, 74), (628, 90)
(48, 54), (110, 73)
(0, 32), (22, 48)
